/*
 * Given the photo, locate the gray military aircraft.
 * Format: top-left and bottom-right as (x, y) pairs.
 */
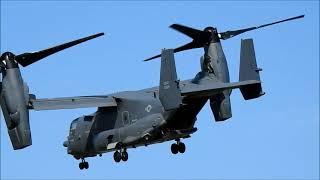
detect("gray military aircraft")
(0, 15), (304, 170)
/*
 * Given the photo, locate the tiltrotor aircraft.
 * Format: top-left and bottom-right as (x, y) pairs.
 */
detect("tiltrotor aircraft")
(0, 15), (304, 170)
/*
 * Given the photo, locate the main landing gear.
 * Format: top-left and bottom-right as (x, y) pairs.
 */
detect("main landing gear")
(113, 148), (128, 163)
(171, 139), (186, 154)
(79, 158), (89, 170)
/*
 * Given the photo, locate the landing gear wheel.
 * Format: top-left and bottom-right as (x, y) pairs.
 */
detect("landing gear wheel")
(84, 162), (89, 169)
(178, 142), (186, 153)
(171, 143), (179, 154)
(113, 151), (121, 163)
(121, 151), (128, 161)
(79, 159), (89, 170)
(79, 162), (84, 170)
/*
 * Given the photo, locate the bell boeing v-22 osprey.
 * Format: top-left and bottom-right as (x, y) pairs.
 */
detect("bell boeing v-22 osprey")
(0, 15), (304, 170)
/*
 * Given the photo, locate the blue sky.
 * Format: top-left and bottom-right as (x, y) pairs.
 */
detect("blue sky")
(1, 1), (319, 179)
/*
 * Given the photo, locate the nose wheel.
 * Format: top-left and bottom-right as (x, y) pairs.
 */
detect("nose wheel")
(79, 159), (89, 170)
(113, 148), (128, 162)
(171, 139), (186, 154)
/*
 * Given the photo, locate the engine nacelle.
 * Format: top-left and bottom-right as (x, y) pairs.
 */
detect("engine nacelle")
(210, 93), (232, 122)
(0, 67), (31, 150)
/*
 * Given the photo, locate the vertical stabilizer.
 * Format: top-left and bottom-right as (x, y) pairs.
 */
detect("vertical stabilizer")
(159, 49), (182, 111)
(239, 39), (265, 100)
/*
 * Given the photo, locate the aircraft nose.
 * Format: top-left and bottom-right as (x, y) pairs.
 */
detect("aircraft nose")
(63, 141), (68, 147)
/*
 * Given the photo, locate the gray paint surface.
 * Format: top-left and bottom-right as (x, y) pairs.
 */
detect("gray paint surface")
(2, 14), (304, 166)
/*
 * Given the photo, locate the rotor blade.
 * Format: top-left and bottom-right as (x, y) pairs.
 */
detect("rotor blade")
(144, 54), (162, 61)
(173, 41), (202, 53)
(15, 32), (104, 67)
(144, 24), (212, 61)
(170, 24), (204, 40)
(144, 41), (201, 61)
(219, 15), (304, 40)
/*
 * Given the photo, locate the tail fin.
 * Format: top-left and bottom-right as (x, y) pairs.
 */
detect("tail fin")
(159, 49), (182, 111)
(239, 39), (265, 100)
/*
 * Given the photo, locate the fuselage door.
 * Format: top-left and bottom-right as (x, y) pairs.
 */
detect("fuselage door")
(122, 111), (130, 126)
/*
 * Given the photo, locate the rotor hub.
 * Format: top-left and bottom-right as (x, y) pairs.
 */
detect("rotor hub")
(203, 26), (220, 44)
(1, 52), (18, 69)
(1, 52), (15, 60)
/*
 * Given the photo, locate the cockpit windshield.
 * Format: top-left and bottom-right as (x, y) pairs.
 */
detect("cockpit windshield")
(70, 119), (78, 130)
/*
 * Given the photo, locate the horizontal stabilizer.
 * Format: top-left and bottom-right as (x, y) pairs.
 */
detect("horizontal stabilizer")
(239, 39), (264, 100)
(182, 80), (261, 98)
(29, 95), (117, 111)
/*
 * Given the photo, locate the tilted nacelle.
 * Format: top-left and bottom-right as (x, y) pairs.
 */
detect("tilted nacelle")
(205, 39), (264, 122)
(210, 93), (232, 122)
(0, 61), (32, 150)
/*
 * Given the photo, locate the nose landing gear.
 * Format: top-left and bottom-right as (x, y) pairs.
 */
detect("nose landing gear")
(79, 158), (89, 170)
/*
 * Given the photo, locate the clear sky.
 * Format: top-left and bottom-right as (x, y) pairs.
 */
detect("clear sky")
(1, 1), (319, 179)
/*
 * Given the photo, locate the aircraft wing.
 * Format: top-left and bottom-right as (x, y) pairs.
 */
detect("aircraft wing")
(29, 95), (117, 111)
(181, 80), (262, 98)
